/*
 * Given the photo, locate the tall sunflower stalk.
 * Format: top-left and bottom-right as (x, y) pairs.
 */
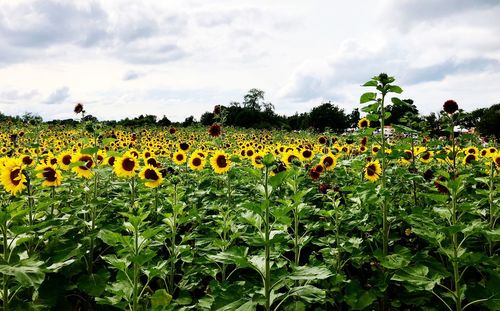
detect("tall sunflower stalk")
(360, 73), (403, 256)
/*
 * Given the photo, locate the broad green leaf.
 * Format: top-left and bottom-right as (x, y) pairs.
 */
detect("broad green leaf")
(288, 265), (332, 281)
(360, 92), (377, 104)
(151, 289), (172, 309)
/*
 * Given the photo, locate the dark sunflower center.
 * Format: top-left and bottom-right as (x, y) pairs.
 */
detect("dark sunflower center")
(180, 143), (189, 151)
(360, 120), (368, 127)
(465, 155), (475, 164)
(303, 150), (312, 158)
(315, 165), (324, 173)
(192, 157), (202, 166)
(62, 155), (72, 165)
(147, 158), (157, 166)
(404, 152), (412, 160)
(247, 150), (254, 157)
(216, 155), (227, 168)
(10, 168), (21, 186)
(22, 156), (33, 165)
(176, 154), (184, 161)
(50, 158), (58, 165)
(79, 156), (93, 170)
(287, 155), (298, 163)
(495, 157), (500, 166)
(43, 167), (57, 182)
(423, 152), (430, 160)
(108, 156), (116, 166)
(255, 156), (263, 164)
(144, 169), (159, 181)
(122, 158), (135, 171)
(367, 164), (376, 176)
(373, 147), (379, 152)
(323, 156), (333, 167)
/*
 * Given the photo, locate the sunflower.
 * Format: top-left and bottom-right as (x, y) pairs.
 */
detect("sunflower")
(371, 145), (381, 154)
(320, 153), (337, 170)
(300, 149), (314, 161)
(251, 153), (264, 169)
(72, 154), (94, 179)
(281, 150), (300, 167)
(114, 155), (139, 178)
(494, 153), (500, 169)
(463, 154), (478, 165)
(188, 153), (206, 171)
(419, 151), (433, 164)
(210, 150), (231, 174)
(0, 158), (27, 195)
(358, 117), (370, 129)
(172, 151), (187, 165)
(36, 163), (62, 187)
(139, 165), (163, 188)
(364, 160), (381, 182)
(58, 151), (73, 170)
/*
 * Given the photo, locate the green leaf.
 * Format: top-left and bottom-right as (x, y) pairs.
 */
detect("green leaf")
(78, 271), (109, 297)
(388, 85), (403, 94)
(288, 285), (326, 303)
(391, 265), (443, 292)
(344, 280), (377, 310)
(81, 147), (99, 155)
(288, 265), (332, 280)
(102, 138), (116, 145)
(360, 92), (377, 104)
(376, 247), (411, 269)
(0, 258), (45, 288)
(362, 80), (378, 87)
(151, 289), (172, 309)
(269, 171), (287, 188)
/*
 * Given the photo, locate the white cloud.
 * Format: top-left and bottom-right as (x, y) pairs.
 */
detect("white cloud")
(0, 0), (498, 121)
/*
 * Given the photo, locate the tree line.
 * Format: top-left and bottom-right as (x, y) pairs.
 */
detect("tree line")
(1, 88), (499, 138)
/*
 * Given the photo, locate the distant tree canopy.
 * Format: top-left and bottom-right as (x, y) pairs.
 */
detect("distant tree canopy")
(0, 90), (498, 138)
(476, 103), (500, 138)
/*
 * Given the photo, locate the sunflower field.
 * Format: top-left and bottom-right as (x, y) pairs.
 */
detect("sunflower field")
(0, 75), (499, 310)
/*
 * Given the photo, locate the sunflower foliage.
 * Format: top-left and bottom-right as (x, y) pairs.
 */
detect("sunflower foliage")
(0, 75), (499, 310)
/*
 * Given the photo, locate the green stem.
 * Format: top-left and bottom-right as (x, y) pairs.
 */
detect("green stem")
(451, 194), (462, 311)
(2, 222), (9, 311)
(169, 183), (178, 295)
(264, 166), (271, 311)
(132, 224), (139, 311)
(380, 93), (388, 257)
(50, 186), (55, 217)
(488, 162), (495, 256)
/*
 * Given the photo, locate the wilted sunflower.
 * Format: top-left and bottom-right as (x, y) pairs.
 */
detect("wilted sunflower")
(0, 158), (27, 195)
(72, 154), (94, 179)
(188, 153), (206, 171)
(139, 165), (163, 188)
(114, 155), (139, 178)
(210, 150), (231, 174)
(172, 151), (187, 165)
(36, 163), (62, 187)
(443, 99), (458, 114)
(208, 124), (222, 138)
(358, 117), (370, 129)
(364, 160), (381, 182)
(74, 103), (84, 114)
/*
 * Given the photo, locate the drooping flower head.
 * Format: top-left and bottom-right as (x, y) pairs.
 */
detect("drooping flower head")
(443, 100), (458, 114)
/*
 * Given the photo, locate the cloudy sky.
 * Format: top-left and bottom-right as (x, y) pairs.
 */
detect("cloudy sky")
(0, 0), (499, 121)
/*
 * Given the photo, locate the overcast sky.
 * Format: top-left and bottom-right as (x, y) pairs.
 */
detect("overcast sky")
(1, 0), (499, 121)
